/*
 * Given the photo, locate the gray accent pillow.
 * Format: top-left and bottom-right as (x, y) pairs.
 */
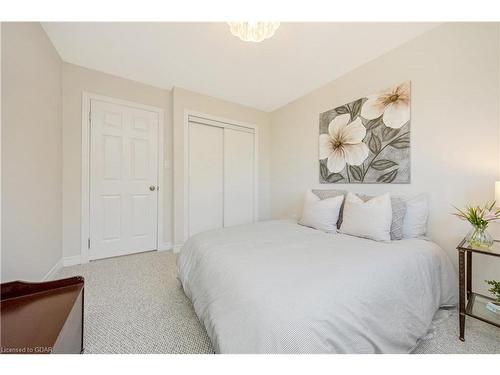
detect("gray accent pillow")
(312, 189), (407, 240)
(390, 197), (407, 240)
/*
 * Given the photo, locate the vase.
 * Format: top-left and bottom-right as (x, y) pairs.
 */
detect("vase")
(466, 226), (494, 248)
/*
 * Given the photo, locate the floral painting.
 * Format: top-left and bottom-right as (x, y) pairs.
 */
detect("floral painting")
(319, 81), (411, 184)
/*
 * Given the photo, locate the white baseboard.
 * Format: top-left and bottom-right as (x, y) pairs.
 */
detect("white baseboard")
(63, 255), (83, 267)
(158, 242), (173, 252)
(42, 258), (63, 281)
(61, 245), (172, 268)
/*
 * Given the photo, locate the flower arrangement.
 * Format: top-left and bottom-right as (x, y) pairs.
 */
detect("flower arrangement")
(485, 280), (500, 314)
(486, 280), (500, 304)
(453, 202), (500, 248)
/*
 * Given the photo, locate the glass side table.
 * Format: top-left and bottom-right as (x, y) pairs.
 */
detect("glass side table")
(456, 238), (500, 341)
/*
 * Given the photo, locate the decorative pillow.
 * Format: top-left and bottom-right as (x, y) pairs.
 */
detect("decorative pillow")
(298, 190), (344, 233)
(312, 189), (347, 228)
(358, 194), (407, 240)
(311, 189), (347, 200)
(389, 197), (407, 240)
(339, 192), (393, 242)
(402, 194), (429, 238)
(312, 189), (405, 239)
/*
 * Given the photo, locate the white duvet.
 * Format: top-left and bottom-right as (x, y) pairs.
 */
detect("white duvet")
(177, 220), (457, 353)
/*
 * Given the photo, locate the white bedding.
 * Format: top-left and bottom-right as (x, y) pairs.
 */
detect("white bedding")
(177, 220), (457, 353)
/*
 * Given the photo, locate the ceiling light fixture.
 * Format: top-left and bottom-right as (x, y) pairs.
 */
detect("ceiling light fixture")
(228, 22), (280, 42)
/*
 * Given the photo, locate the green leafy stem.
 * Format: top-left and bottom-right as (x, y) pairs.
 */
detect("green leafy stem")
(361, 131), (410, 182)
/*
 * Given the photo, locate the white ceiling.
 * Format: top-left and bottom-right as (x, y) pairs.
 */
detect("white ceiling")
(42, 22), (438, 111)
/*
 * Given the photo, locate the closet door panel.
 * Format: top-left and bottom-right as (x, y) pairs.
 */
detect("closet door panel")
(188, 123), (224, 236)
(224, 128), (255, 227)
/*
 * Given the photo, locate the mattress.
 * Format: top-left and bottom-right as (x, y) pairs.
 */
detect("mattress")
(177, 220), (457, 353)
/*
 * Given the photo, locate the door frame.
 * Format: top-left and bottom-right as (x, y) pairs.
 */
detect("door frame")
(81, 92), (165, 263)
(183, 110), (259, 242)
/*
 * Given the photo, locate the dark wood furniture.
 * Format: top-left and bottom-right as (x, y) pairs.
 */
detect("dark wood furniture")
(457, 238), (500, 341)
(0, 276), (84, 354)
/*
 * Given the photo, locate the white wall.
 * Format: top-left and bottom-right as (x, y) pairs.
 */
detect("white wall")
(1, 22), (63, 281)
(61, 68), (273, 259)
(0, 22), (3, 279)
(172, 87), (271, 248)
(61, 63), (173, 259)
(270, 23), (500, 294)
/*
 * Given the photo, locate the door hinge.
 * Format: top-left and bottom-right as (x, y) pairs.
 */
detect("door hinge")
(89, 110), (92, 123)
(88, 238), (91, 249)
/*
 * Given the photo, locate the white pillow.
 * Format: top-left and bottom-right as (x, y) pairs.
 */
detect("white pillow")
(340, 192), (393, 242)
(402, 194), (429, 238)
(298, 190), (344, 233)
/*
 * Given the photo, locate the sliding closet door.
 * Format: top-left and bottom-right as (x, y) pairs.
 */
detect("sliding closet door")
(224, 128), (255, 227)
(188, 123), (224, 236)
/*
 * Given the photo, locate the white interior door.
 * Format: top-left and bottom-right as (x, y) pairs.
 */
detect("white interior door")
(224, 128), (255, 227)
(89, 99), (159, 260)
(188, 122), (224, 236)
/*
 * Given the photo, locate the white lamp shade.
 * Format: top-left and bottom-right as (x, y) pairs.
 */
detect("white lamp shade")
(495, 181), (500, 204)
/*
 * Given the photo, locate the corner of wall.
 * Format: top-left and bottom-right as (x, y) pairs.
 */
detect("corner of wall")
(1, 22), (64, 281)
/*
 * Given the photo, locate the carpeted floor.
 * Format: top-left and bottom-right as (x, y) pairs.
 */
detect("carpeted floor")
(56, 251), (499, 354)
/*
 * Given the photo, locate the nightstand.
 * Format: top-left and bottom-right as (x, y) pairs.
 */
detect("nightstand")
(456, 238), (500, 341)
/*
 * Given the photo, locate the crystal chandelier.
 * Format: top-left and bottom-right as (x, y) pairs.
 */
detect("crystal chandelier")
(228, 22), (280, 42)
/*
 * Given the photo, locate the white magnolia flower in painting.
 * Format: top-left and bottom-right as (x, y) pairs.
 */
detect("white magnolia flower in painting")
(361, 81), (410, 129)
(319, 113), (369, 173)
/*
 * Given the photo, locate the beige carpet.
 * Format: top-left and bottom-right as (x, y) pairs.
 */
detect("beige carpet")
(57, 251), (499, 354)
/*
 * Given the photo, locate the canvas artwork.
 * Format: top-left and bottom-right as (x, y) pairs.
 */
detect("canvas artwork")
(319, 81), (411, 184)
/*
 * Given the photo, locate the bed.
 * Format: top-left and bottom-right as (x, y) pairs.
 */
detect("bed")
(177, 220), (457, 353)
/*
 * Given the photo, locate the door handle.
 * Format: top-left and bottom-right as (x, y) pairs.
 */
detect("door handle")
(149, 185), (156, 191)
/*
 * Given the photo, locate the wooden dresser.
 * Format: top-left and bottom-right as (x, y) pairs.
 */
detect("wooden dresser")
(0, 276), (84, 354)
